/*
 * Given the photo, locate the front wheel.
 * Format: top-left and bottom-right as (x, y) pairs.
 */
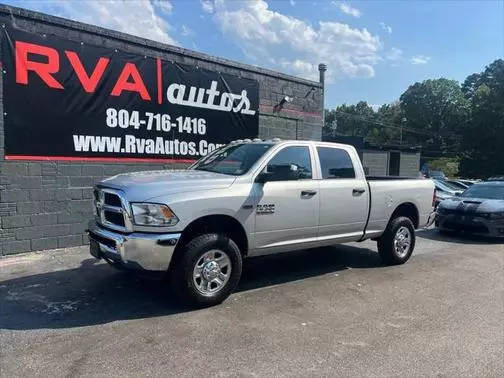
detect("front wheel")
(170, 233), (242, 307)
(377, 216), (416, 265)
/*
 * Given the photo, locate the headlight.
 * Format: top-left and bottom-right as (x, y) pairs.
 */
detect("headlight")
(131, 203), (179, 226)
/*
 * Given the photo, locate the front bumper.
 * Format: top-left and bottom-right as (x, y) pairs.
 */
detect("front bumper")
(87, 220), (181, 271)
(436, 213), (504, 237)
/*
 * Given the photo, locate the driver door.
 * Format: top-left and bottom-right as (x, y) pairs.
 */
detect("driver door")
(252, 145), (319, 251)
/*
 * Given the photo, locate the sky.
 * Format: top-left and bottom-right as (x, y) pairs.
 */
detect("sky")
(3, 0), (503, 109)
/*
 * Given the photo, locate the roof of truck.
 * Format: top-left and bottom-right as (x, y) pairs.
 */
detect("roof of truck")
(229, 138), (353, 149)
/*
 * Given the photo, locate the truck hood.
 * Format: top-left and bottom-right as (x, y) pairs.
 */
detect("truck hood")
(98, 169), (236, 201)
(439, 197), (504, 213)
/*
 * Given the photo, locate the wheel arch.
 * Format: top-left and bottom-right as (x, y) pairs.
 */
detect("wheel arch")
(169, 214), (249, 270)
(389, 202), (420, 229)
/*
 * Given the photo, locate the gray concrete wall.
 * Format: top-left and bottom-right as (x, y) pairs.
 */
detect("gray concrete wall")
(399, 152), (421, 177)
(362, 150), (389, 176)
(0, 5), (323, 255)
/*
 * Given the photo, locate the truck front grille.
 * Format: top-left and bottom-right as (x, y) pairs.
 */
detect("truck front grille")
(94, 187), (131, 232)
(104, 210), (126, 227)
(104, 192), (122, 207)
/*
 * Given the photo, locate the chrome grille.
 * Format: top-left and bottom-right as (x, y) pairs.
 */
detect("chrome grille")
(94, 187), (132, 232)
(104, 192), (122, 207)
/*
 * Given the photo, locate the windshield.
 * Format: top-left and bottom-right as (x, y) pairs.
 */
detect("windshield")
(446, 181), (468, 189)
(191, 143), (273, 176)
(441, 180), (463, 191)
(434, 180), (458, 192)
(461, 184), (504, 200)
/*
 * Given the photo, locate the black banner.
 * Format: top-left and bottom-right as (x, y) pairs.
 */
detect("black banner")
(1, 20), (259, 162)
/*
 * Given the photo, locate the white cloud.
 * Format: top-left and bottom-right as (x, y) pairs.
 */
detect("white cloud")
(212, 0), (381, 82)
(290, 0), (296, 6)
(153, 0), (173, 15)
(20, 0), (177, 45)
(386, 47), (402, 61)
(335, 2), (362, 18)
(379, 22), (392, 34)
(201, 0), (215, 14)
(410, 55), (431, 65)
(181, 25), (194, 37)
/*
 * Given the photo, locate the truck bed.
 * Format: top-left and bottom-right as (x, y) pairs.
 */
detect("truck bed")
(364, 178), (434, 237)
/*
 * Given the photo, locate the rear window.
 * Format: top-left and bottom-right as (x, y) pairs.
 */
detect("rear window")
(317, 147), (355, 179)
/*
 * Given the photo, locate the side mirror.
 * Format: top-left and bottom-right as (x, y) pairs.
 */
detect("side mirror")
(256, 171), (270, 183)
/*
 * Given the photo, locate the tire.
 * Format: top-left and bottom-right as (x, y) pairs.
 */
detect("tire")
(170, 233), (242, 307)
(377, 216), (416, 265)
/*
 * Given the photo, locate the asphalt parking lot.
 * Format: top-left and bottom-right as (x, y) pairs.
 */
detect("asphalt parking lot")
(1, 228), (503, 377)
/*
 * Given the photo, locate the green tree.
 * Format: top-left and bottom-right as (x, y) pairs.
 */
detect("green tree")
(460, 59), (504, 178)
(323, 101), (376, 139)
(366, 102), (402, 145)
(399, 78), (470, 153)
(324, 101), (404, 146)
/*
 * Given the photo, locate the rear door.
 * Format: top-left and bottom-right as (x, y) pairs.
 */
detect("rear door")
(253, 144), (319, 250)
(315, 145), (369, 241)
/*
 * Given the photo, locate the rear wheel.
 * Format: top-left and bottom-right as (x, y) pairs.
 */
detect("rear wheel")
(170, 233), (242, 307)
(377, 216), (416, 265)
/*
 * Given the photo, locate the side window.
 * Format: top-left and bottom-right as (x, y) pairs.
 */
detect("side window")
(317, 147), (356, 179)
(266, 146), (312, 181)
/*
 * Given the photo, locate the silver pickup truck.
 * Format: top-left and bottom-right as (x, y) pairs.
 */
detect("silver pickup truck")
(88, 140), (435, 306)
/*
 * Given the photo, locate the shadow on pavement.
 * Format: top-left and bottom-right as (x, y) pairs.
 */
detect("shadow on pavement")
(417, 227), (503, 245)
(0, 244), (381, 331)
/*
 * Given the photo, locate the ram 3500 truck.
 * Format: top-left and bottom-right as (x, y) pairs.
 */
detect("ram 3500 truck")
(88, 140), (435, 306)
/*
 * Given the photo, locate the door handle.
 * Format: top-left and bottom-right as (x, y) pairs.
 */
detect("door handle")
(301, 190), (317, 197)
(353, 188), (366, 195)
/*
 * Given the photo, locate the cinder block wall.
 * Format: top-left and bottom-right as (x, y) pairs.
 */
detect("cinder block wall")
(0, 5), (323, 255)
(399, 153), (421, 177)
(362, 151), (389, 176)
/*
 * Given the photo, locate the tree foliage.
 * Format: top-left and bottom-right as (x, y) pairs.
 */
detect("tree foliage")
(323, 101), (401, 145)
(399, 78), (469, 152)
(324, 59), (503, 178)
(459, 59), (504, 178)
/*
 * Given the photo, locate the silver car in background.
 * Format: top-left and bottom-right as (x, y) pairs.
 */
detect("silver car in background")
(433, 179), (463, 208)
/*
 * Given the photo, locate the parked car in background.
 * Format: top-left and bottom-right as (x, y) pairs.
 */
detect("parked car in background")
(445, 180), (470, 190)
(433, 179), (463, 208)
(429, 170), (446, 180)
(488, 176), (504, 182)
(436, 180), (504, 237)
(456, 179), (478, 187)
